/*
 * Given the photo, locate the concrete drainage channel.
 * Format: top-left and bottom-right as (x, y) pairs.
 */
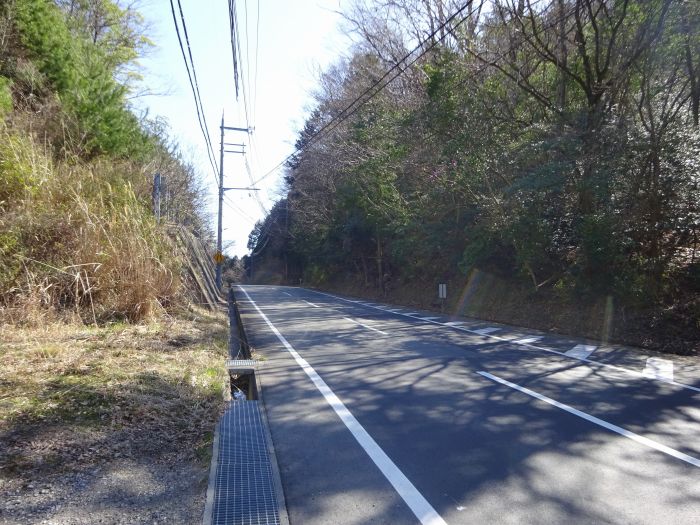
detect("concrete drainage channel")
(203, 289), (289, 525)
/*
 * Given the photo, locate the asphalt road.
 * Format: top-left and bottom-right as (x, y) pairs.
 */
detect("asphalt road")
(236, 285), (700, 525)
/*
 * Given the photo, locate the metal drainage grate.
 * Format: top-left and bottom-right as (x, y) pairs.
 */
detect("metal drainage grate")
(211, 401), (280, 525)
(225, 359), (260, 370)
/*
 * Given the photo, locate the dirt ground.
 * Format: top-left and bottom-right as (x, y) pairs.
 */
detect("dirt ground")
(0, 307), (229, 524)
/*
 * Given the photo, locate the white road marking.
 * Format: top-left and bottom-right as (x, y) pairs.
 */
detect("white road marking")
(419, 316), (442, 321)
(240, 287), (447, 525)
(513, 336), (543, 344)
(473, 327), (500, 335)
(303, 300), (321, 308)
(444, 321), (465, 327)
(309, 290), (700, 394)
(282, 292), (292, 297)
(387, 309), (404, 313)
(477, 371), (700, 468)
(344, 317), (389, 336)
(643, 358), (674, 382)
(565, 344), (597, 359)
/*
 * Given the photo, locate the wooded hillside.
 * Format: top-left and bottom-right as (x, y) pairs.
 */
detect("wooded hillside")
(247, 0), (699, 354)
(0, 0), (211, 323)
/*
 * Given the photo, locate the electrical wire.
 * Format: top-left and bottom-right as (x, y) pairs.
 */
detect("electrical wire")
(230, 0), (252, 129)
(252, 0), (260, 125)
(169, 0), (219, 182)
(249, 1), (481, 187)
(244, 155), (268, 214)
(223, 193), (257, 222)
(228, 0), (240, 99)
(243, 0), (253, 122)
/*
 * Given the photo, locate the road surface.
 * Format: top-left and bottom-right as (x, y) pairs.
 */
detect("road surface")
(236, 285), (700, 525)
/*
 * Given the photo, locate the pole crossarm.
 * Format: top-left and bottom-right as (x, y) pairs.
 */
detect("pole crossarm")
(216, 117), (255, 291)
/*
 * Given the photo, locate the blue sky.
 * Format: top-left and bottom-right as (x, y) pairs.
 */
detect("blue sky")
(135, 0), (349, 256)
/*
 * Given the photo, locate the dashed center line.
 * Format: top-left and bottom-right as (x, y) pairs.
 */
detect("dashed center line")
(643, 358), (674, 381)
(303, 300), (321, 308)
(477, 370), (700, 468)
(344, 317), (389, 336)
(513, 336), (544, 344)
(565, 344), (597, 359)
(473, 327), (501, 335)
(309, 289), (700, 394)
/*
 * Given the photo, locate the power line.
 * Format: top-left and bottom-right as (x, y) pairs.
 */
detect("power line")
(227, 0), (240, 99)
(244, 155), (268, 214)
(175, 0), (217, 164)
(223, 193), (257, 222)
(248, 205), (281, 256)
(229, 0), (252, 129)
(249, 1), (480, 186)
(169, 0), (218, 182)
(243, 0), (253, 122)
(252, 0), (260, 125)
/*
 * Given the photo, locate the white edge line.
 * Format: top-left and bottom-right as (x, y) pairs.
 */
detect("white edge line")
(238, 286), (447, 525)
(309, 290), (700, 394)
(477, 370), (700, 468)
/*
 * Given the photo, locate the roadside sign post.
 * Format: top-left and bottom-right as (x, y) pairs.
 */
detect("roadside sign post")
(438, 283), (447, 312)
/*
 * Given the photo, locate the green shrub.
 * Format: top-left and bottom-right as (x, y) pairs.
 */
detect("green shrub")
(0, 129), (41, 207)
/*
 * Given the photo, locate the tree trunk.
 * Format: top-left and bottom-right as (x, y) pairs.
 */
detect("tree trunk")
(556, 0), (567, 111)
(376, 227), (383, 294)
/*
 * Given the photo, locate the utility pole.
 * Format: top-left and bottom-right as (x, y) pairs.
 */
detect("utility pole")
(216, 116), (226, 289)
(215, 114), (258, 290)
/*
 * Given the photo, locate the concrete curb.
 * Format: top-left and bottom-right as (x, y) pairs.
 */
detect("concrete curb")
(256, 367), (291, 525)
(202, 405), (222, 525)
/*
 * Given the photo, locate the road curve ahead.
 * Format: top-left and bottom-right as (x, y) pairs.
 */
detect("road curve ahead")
(236, 285), (700, 525)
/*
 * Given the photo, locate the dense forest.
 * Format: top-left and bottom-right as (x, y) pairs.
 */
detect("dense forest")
(0, 0), (210, 322)
(247, 0), (699, 353)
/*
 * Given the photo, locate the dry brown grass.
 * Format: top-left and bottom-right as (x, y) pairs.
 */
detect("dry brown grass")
(1, 125), (182, 324)
(0, 305), (229, 480)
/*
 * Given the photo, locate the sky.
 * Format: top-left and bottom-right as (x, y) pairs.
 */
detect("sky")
(135, 0), (350, 257)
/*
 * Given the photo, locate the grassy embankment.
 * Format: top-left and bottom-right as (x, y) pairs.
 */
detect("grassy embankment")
(0, 306), (228, 478)
(0, 1), (228, 506)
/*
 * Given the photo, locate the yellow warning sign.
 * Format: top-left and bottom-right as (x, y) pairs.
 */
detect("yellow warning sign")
(213, 252), (225, 264)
